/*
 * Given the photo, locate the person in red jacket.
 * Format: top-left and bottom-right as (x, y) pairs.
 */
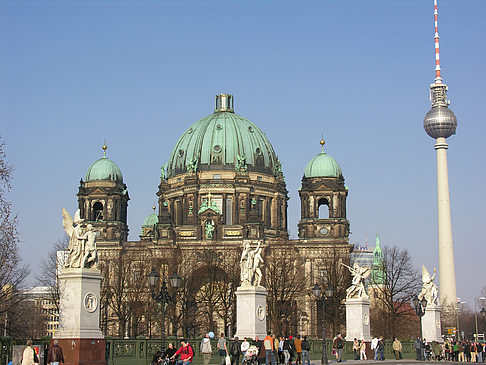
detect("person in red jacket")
(171, 340), (194, 365)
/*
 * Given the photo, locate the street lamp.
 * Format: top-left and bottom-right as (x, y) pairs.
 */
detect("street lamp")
(311, 283), (334, 365)
(474, 297), (486, 342)
(148, 268), (181, 352)
(412, 295), (427, 339)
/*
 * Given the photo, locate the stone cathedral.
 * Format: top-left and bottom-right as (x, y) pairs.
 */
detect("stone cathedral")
(74, 93), (352, 338)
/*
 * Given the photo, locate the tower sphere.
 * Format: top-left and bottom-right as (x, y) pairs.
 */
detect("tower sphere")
(424, 106), (457, 139)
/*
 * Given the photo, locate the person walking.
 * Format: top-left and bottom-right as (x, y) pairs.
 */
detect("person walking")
(371, 336), (379, 361)
(217, 333), (228, 365)
(301, 336), (310, 365)
(352, 338), (360, 360)
(377, 337), (385, 361)
(230, 337), (241, 365)
(22, 340), (39, 365)
(241, 338), (250, 364)
(47, 339), (65, 365)
(458, 341), (465, 362)
(201, 334), (212, 365)
(359, 339), (367, 360)
(414, 337), (422, 361)
(264, 332), (274, 365)
(272, 335), (279, 365)
(283, 336), (291, 365)
(332, 334), (344, 363)
(392, 337), (402, 360)
(294, 335), (302, 365)
(278, 337), (284, 365)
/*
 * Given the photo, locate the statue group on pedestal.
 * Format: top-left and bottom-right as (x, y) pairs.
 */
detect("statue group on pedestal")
(240, 242), (264, 287)
(342, 263), (370, 299)
(62, 208), (99, 269)
(419, 265), (439, 306)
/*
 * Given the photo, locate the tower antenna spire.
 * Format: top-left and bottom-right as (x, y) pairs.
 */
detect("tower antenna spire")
(433, 0), (442, 84)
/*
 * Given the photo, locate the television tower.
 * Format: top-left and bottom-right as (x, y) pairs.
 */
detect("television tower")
(423, 0), (458, 307)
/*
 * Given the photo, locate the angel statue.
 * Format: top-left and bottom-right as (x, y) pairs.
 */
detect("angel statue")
(418, 265), (439, 306)
(240, 242), (263, 286)
(341, 262), (370, 299)
(62, 208), (100, 269)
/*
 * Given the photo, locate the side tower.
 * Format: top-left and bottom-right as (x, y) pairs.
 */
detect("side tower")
(77, 144), (129, 245)
(298, 138), (349, 243)
(423, 0), (458, 307)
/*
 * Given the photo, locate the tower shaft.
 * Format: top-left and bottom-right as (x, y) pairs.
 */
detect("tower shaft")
(435, 137), (457, 306)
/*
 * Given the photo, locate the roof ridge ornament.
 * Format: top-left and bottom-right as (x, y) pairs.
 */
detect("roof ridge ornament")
(215, 93), (234, 113)
(102, 142), (108, 157)
(320, 136), (325, 152)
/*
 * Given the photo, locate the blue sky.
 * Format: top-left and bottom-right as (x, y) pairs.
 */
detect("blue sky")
(1, 0), (485, 306)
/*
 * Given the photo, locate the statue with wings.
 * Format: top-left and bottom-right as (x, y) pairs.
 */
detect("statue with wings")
(418, 265), (439, 306)
(342, 262), (370, 299)
(62, 208), (99, 269)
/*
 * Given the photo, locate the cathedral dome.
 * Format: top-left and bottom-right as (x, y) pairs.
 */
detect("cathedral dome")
(85, 145), (123, 182)
(167, 94), (280, 178)
(304, 139), (342, 178)
(141, 209), (158, 227)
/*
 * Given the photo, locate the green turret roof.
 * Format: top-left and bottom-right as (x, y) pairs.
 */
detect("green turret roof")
(304, 139), (342, 178)
(167, 94), (281, 178)
(371, 233), (385, 285)
(85, 145), (123, 182)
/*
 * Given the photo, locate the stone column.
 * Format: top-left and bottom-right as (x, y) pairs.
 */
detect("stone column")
(422, 304), (443, 343)
(235, 286), (267, 339)
(345, 298), (372, 342)
(55, 267), (105, 365)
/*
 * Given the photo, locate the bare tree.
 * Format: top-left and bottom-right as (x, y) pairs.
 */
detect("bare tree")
(264, 243), (307, 335)
(0, 136), (29, 337)
(369, 245), (421, 339)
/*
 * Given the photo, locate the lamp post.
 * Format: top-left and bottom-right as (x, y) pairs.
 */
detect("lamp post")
(312, 283), (334, 365)
(412, 295), (427, 339)
(474, 297), (486, 342)
(148, 268), (181, 352)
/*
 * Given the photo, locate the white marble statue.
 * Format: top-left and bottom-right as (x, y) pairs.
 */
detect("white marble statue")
(62, 208), (99, 269)
(418, 265), (439, 306)
(240, 242), (264, 287)
(342, 263), (370, 299)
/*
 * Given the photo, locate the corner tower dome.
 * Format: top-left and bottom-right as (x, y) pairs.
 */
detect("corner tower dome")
(167, 93), (281, 178)
(304, 138), (342, 178)
(85, 144), (123, 182)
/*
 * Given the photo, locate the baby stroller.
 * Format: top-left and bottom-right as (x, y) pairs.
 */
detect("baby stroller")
(243, 345), (259, 365)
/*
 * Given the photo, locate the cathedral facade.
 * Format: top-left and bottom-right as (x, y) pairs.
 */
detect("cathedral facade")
(74, 93), (353, 338)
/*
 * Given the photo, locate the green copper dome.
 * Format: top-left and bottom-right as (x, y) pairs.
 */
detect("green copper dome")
(85, 146), (123, 182)
(304, 140), (342, 178)
(142, 212), (158, 227)
(167, 94), (281, 178)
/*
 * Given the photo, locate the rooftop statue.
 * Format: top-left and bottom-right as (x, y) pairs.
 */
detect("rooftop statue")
(342, 262), (370, 299)
(418, 265), (439, 306)
(240, 242), (264, 287)
(62, 208), (99, 269)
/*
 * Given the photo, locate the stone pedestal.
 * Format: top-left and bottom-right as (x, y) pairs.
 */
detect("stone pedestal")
(235, 286), (267, 339)
(422, 304), (442, 343)
(55, 268), (105, 365)
(345, 298), (371, 342)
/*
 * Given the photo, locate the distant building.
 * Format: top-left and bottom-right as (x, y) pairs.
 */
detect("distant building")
(23, 286), (59, 337)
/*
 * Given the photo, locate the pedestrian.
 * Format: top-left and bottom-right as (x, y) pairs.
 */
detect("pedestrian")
(217, 333), (228, 365)
(278, 337), (284, 365)
(414, 337), (422, 361)
(21, 340), (39, 365)
(283, 336), (291, 365)
(301, 336), (310, 365)
(352, 338), (360, 360)
(359, 339), (367, 360)
(332, 334), (344, 363)
(230, 337), (241, 365)
(253, 336), (264, 365)
(377, 337), (385, 361)
(201, 334), (213, 365)
(47, 339), (65, 365)
(171, 340), (194, 365)
(458, 341), (465, 362)
(453, 341), (459, 362)
(371, 336), (379, 360)
(241, 338), (250, 364)
(151, 350), (164, 365)
(294, 335), (302, 365)
(264, 332), (275, 365)
(392, 337), (402, 360)
(272, 335), (279, 365)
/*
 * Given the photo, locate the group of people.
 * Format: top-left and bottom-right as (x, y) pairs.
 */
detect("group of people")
(441, 339), (486, 362)
(21, 339), (65, 365)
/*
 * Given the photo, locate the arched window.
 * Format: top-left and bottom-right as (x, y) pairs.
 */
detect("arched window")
(317, 198), (329, 219)
(93, 202), (104, 221)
